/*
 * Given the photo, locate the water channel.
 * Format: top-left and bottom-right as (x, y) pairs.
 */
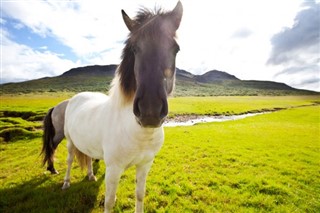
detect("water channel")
(164, 112), (266, 127)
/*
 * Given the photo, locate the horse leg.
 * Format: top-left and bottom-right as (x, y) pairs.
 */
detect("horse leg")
(86, 156), (97, 181)
(46, 141), (58, 174)
(135, 161), (153, 213)
(47, 132), (64, 174)
(104, 166), (123, 213)
(62, 140), (75, 190)
(47, 155), (58, 174)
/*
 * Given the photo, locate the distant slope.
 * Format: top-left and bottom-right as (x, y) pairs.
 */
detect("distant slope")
(195, 70), (239, 83)
(61, 64), (117, 77)
(1, 65), (318, 96)
(1, 65), (117, 93)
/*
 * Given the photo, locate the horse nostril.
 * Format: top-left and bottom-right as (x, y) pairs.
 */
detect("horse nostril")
(133, 98), (141, 117)
(160, 99), (168, 119)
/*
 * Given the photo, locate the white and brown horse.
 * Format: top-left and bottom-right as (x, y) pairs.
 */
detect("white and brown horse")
(42, 2), (182, 212)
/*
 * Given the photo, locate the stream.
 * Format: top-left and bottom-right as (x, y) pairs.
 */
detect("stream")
(164, 112), (267, 127)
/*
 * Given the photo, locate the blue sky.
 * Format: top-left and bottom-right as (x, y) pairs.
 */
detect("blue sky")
(1, 0), (319, 91)
(5, 17), (77, 61)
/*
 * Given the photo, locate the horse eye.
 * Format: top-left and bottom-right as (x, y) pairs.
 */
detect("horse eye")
(164, 68), (172, 78)
(131, 46), (139, 54)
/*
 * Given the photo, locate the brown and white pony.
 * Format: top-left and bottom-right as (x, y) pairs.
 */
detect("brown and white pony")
(43, 2), (182, 212)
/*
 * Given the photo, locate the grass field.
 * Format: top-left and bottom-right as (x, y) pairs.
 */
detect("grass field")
(0, 95), (319, 212)
(1, 93), (319, 114)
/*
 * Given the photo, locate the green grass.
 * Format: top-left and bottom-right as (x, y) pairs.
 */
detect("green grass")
(0, 95), (319, 212)
(158, 105), (320, 212)
(0, 93), (73, 112)
(173, 79), (319, 96)
(168, 96), (320, 116)
(1, 95), (318, 143)
(1, 93), (319, 114)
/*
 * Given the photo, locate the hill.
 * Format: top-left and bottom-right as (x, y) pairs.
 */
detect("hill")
(60, 64), (117, 77)
(195, 70), (239, 83)
(1, 65), (318, 96)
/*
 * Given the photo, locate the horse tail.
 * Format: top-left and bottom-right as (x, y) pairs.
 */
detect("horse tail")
(41, 107), (55, 166)
(74, 148), (88, 170)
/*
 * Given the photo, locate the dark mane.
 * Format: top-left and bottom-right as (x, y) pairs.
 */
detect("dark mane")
(117, 7), (177, 101)
(117, 39), (136, 101)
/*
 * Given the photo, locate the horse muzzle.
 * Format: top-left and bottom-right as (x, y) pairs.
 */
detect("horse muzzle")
(135, 115), (166, 128)
(133, 96), (168, 128)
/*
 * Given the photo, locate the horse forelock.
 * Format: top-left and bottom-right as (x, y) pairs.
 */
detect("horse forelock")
(117, 7), (178, 104)
(132, 7), (178, 40)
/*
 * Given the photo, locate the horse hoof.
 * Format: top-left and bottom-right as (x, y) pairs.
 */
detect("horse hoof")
(89, 175), (97, 182)
(51, 169), (59, 175)
(47, 167), (59, 174)
(62, 182), (70, 190)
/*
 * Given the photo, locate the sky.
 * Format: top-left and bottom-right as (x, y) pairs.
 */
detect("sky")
(1, 0), (319, 91)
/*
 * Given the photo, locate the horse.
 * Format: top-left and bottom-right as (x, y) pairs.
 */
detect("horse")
(61, 2), (182, 212)
(41, 99), (69, 174)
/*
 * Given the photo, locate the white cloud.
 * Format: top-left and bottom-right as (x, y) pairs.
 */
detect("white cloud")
(267, 0), (320, 91)
(39, 46), (48, 50)
(2, 0), (162, 59)
(1, 30), (79, 83)
(1, 0), (318, 91)
(0, 18), (6, 24)
(13, 22), (24, 30)
(175, 0), (302, 78)
(1, 0), (182, 67)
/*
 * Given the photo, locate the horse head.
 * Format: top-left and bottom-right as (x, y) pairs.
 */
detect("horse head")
(119, 1), (183, 128)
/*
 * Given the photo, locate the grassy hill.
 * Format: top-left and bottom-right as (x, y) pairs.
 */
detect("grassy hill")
(1, 65), (318, 96)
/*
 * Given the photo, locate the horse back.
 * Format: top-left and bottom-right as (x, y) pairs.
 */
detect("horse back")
(65, 92), (109, 126)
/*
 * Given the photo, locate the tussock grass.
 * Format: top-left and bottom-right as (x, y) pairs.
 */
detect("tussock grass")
(0, 94), (72, 142)
(0, 127), (41, 142)
(0, 117), (42, 142)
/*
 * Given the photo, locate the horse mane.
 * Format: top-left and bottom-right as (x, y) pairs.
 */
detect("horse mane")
(116, 7), (177, 103)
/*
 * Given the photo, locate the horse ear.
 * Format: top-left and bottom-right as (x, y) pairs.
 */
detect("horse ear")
(170, 1), (183, 31)
(122, 10), (136, 32)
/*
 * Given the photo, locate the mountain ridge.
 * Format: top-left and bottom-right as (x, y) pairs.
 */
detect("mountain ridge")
(1, 65), (318, 96)
(60, 64), (117, 77)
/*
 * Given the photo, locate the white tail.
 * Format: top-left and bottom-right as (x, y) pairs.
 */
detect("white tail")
(74, 148), (88, 170)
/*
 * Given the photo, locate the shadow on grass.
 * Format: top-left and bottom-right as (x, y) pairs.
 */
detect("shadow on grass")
(0, 162), (104, 213)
